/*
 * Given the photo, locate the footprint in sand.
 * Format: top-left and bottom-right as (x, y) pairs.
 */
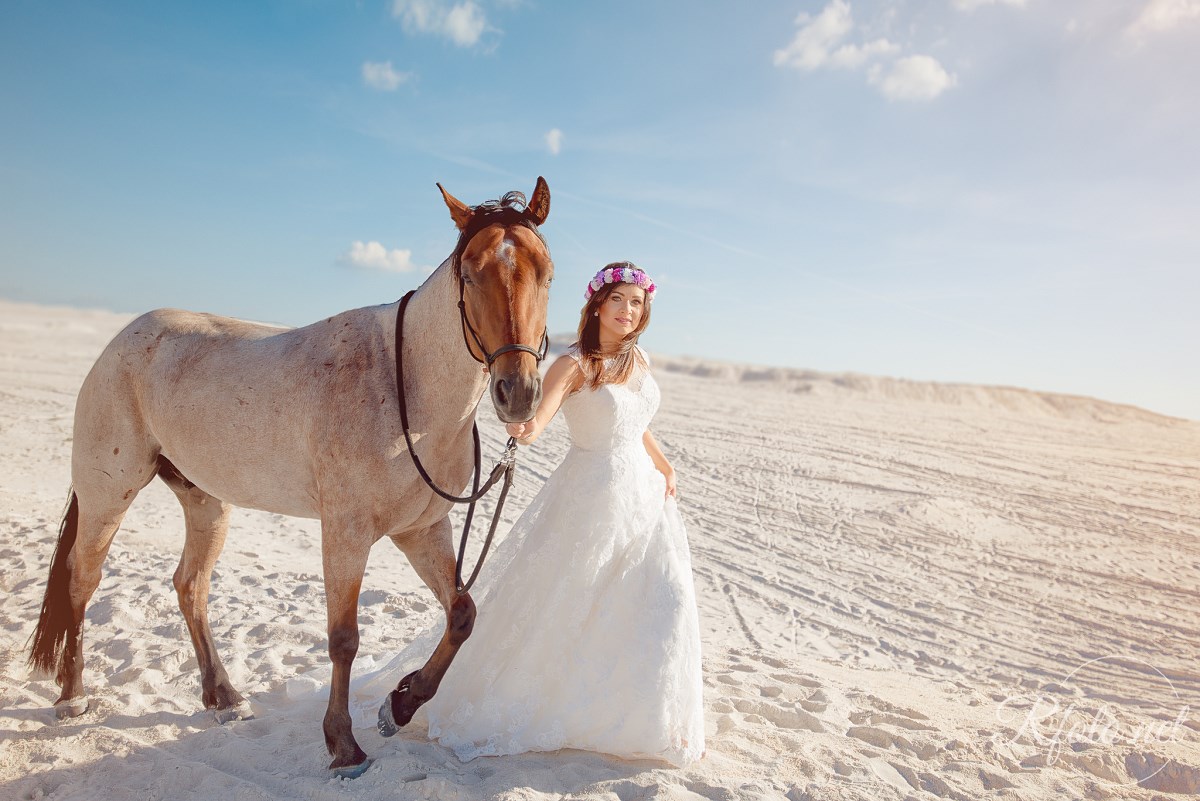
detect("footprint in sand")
(733, 698), (825, 733)
(846, 724), (938, 760)
(770, 671), (820, 688)
(1123, 752), (1200, 794)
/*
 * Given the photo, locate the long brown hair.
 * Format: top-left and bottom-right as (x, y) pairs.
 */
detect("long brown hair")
(572, 262), (653, 389)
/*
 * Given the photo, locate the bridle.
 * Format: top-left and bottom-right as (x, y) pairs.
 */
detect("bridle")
(457, 280), (549, 367)
(394, 202), (550, 595)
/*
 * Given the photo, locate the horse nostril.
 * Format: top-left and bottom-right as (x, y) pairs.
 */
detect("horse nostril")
(495, 378), (511, 406)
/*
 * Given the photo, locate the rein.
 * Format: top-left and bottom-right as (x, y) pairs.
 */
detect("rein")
(394, 282), (541, 595)
(394, 196), (550, 594)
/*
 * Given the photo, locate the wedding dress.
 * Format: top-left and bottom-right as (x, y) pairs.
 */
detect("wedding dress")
(339, 344), (705, 766)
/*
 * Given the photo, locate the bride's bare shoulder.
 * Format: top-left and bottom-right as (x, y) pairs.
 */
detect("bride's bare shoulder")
(547, 350), (586, 394)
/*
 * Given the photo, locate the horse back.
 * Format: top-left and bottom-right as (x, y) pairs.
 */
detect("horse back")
(77, 306), (400, 518)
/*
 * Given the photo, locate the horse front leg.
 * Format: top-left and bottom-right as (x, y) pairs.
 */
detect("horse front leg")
(378, 515), (476, 736)
(319, 515), (372, 778)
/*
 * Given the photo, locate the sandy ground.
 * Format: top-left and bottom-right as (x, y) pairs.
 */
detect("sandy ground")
(1, 297), (1198, 801)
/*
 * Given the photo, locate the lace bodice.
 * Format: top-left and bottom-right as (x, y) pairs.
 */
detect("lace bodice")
(562, 345), (659, 452)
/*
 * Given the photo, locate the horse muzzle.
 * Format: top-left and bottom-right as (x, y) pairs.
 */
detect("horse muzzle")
(490, 369), (542, 423)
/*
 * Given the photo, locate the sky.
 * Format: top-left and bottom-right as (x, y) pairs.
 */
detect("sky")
(1, 0), (1197, 420)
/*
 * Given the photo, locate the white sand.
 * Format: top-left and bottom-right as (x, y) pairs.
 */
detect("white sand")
(1, 298), (1197, 800)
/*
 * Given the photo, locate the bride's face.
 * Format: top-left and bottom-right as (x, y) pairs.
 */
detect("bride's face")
(596, 284), (647, 340)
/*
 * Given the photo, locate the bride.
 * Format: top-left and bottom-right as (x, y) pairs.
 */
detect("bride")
(346, 262), (705, 766)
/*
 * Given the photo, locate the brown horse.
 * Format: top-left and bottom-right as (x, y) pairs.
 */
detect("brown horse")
(28, 178), (554, 777)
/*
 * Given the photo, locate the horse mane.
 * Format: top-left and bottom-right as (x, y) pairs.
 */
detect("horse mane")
(450, 191), (548, 279)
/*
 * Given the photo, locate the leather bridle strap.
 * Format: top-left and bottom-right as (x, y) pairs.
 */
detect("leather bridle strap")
(457, 278), (549, 367)
(394, 289), (517, 594)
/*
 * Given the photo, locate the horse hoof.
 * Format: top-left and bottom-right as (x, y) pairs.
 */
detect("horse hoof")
(331, 758), (372, 780)
(378, 694), (400, 738)
(213, 701), (254, 724)
(54, 697), (89, 720)
(379, 671), (420, 737)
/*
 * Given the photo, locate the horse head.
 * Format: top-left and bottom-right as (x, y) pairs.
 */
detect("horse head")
(438, 177), (553, 424)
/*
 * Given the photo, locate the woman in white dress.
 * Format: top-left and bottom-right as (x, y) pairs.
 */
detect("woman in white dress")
(351, 262), (705, 766)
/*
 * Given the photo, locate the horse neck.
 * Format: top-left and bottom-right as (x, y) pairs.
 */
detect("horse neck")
(401, 257), (489, 424)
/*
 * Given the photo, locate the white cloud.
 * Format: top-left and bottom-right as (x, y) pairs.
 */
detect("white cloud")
(952, 0), (1027, 10)
(829, 38), (901, 69)
(773, 0), (896, 71)
(1127, 0), (1200, 37)
(444, 2), (487, 46)
(869, 55), (958, 101)
(774, 1), (956, 102)
(361, 61), (412, 91)
(392, 0), (491, 47)
(342, 241), (423, 273)
(545, 128), (563, 156)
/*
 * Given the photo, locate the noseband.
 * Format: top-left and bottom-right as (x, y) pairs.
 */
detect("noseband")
(457, 285), (549, 367)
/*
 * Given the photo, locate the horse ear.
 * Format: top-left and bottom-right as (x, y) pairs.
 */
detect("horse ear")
(437, 183), (473, 231)
(526, 176), (550, 226)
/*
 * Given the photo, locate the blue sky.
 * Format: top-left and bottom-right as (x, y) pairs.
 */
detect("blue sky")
(2, 0), (1197, 419)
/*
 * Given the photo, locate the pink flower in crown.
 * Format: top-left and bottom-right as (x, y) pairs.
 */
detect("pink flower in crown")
(603, 270), (614, 284)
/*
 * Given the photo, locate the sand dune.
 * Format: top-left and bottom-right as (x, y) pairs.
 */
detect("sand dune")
(2, 299), (1198, 800)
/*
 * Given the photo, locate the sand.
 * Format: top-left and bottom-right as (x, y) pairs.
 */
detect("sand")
(1, 298), (1197, 800)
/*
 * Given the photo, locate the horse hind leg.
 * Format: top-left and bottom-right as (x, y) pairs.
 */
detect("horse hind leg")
(30, 352), (161, 719)
(378, 516), (476, 737)
(157, 457), (250, 723)
(28, 484), (144, 719)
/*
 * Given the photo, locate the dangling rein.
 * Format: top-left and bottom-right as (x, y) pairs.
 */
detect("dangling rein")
(394, 290), (521, 595)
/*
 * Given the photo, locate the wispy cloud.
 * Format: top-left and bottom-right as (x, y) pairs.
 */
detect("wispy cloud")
(952, 0), (1027, 10)
(1126, 0), (1200, 38)
(773, 1), (953, 102)
(545, 128), (563, 155)
(392, 0), (492, 47)
(869, 55), (957, 101)
(772, 0), (897, 71)
(341, 241), (425, 273)
(361, 61), (412, 91)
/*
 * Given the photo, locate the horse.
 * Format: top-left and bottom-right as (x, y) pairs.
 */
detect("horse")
(27, 177), (554, 777)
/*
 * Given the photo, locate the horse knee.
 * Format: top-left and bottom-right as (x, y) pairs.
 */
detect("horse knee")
(172, 567), (188, 597)
(328, 625), (359, 664)
(448, 594), (476, 646)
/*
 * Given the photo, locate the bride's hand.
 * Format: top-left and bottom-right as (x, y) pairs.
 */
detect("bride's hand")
(506, 421), (531, 439)
(663, 467), (678, 499)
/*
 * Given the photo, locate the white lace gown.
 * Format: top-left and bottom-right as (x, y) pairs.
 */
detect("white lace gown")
(343, 345), (705, 766)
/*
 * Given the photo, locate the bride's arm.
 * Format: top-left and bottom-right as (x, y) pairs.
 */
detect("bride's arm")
(643, 429), (678, 498)
(504, 354), (583, 446)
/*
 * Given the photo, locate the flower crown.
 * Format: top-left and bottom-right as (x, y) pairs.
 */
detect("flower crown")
(584, 264), (657, 303)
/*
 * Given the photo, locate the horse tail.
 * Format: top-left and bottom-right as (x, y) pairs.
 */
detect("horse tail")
(28, 490), (80, 676)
